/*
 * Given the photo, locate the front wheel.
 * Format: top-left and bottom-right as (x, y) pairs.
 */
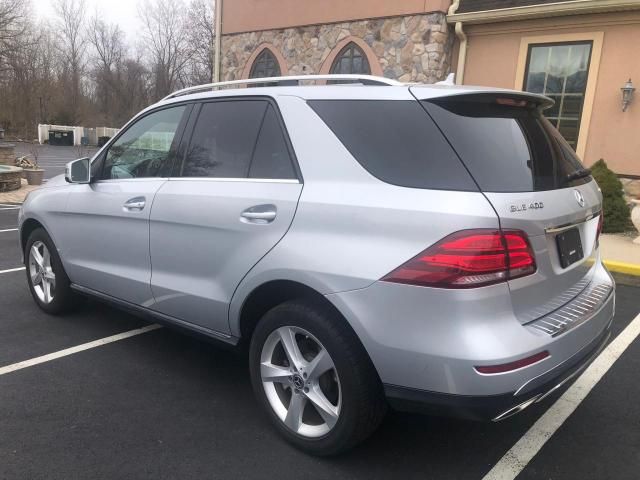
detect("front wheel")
(25, 228), (77, 314)
(249, 299), (386, 456)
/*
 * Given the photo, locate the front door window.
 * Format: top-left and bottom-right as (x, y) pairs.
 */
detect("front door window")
(101, 106), (186, 179)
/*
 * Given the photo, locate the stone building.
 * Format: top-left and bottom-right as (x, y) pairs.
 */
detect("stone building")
(219, 0), (455, 84)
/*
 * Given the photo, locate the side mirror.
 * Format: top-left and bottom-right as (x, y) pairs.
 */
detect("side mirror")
(65, 157), (91, 184)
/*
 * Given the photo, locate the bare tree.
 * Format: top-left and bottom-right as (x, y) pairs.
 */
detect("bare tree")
(86, 13), (125, 124)
(0, 19), (55, 138)
(54, 0), (87, 124)
(0, 0), (215, 138)
(0, 0), (28, 51)
(186, 0), (215, 84)
(138, 0), (193, 99)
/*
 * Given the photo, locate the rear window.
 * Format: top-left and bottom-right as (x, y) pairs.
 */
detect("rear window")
(421, 96), (590, 192)
(308, 100), (478, 191)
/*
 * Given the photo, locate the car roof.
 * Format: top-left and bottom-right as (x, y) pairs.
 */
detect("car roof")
(157, 83), (550, 107)
(147, 74), (552, 111)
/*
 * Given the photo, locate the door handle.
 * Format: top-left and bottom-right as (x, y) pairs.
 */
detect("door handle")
(240, 205), (277, 224)
(123, 196), (146, 212)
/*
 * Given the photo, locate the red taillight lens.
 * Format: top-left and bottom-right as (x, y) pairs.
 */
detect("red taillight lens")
(382, 229), (536, 288)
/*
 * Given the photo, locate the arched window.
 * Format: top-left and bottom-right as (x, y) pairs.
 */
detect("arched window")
(249, 48), (281, 79)
(330, 42), (371, 76)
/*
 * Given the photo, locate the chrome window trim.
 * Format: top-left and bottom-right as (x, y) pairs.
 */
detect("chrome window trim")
(93, 177), (300, 184)
(166, 177), (301, 184)
(93, 177), (172, 184)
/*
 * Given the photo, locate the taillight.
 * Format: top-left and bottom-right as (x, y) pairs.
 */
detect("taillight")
(382, 229), (536, 289)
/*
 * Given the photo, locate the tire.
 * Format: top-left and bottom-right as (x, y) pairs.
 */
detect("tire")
(24, 227), (77, 314)
(249, 298), (387, 456)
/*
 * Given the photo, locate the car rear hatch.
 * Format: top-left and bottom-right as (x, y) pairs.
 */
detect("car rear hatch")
(411, 88), (604, 325)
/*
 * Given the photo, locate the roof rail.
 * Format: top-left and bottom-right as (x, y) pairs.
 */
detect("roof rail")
(162, 74), (402, 100)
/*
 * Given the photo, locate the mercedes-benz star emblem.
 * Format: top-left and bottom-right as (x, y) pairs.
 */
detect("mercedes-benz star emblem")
(574, 189), (585, 207)
(292, 374), (305, 390)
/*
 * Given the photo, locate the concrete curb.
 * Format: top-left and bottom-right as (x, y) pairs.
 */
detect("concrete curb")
(604, 260), (640, 277)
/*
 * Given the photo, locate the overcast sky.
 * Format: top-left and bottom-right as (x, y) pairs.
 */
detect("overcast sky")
(32, 0), (143, 43)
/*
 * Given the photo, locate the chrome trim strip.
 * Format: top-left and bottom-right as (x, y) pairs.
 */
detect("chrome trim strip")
(94, 177), (300, 184)
(94, 178), (171, 184)
(492, 395), (541, 422)
(518, 275), (592, 324)
(545, 210), (600, 234)
(162, 74), (402, 100)
(526, 280), (613, 337)
(514, 328), (611, 399)
(166, 177), (301, 184)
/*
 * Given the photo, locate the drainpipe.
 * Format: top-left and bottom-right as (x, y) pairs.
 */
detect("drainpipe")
(448, 0), (467, 85)
(213, 0), (223, 82)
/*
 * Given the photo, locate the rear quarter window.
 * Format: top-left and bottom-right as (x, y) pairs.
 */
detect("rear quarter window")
(308, 100), (478, 191)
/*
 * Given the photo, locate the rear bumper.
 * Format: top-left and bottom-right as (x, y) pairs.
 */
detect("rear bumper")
(326, 260), (615, 415)
(384, 319), (611, 421)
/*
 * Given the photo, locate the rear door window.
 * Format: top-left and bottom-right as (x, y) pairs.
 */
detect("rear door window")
(421, 95), (589, 192)
(308, 100), (478, 191)
(180, 100), (297, 180)
(181, 100), (267, 178)
(249, 105), (297, 179)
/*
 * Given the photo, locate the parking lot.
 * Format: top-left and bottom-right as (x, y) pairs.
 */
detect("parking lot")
(1, 190), (639, 478)
(14, 143), (98, 180)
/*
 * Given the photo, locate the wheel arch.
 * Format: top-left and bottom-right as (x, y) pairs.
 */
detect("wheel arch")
(20, 218), (45, 254)
(236, 280), (363, 349)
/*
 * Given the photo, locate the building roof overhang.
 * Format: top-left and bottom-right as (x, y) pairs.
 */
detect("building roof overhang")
(447, 0), (640, 24)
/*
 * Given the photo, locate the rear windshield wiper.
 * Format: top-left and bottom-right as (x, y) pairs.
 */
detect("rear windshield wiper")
(566, 168), (592, 182)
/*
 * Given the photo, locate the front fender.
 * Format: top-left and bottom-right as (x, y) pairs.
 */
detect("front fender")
(19, 186), (70, 263)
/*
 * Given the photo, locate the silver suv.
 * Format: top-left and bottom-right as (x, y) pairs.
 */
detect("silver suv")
(19, 75), (615, 455)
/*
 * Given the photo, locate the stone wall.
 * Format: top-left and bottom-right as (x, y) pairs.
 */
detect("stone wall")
(0, 143), (15, 166)
(0, 167), (22, 192)
(221, 13), (454, 83)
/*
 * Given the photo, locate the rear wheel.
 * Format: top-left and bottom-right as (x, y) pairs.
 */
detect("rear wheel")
(249, 299), (386, 455)
(25, 228), (77, 314)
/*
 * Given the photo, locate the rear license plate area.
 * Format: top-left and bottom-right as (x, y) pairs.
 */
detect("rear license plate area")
(556, 227), (583, 268)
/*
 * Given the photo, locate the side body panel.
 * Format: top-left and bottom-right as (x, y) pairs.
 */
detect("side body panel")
(59, 179), (166, 305)
(149, 179), (302, 333)
(228, 94), (500, 335)
(18, 180), (70, 259)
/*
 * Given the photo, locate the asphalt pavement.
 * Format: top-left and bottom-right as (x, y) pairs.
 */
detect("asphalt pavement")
(0, 205), (639, 479)
(14, 143), (98, 179)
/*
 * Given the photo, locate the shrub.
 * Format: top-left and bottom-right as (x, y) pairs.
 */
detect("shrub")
(590, 159), (631, 233)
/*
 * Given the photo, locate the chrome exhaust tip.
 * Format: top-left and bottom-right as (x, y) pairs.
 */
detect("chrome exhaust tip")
(492, 395), (541, 422)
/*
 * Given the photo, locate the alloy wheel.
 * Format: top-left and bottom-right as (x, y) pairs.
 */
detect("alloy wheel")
(260, 326), (341, 438)
(28, 241), (56, 304)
